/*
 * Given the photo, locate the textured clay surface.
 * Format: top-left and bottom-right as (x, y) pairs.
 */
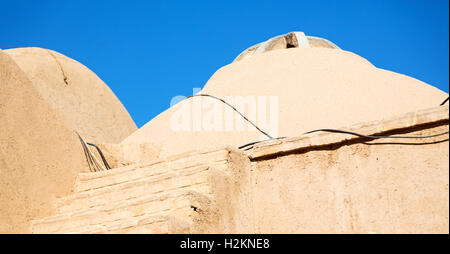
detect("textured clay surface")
(251, 124), (449, 233)
(0, 47), (137, 233)
(123, 48), (447, 159)
(0, 49), (88, 233)
(4, 47), (136, 143)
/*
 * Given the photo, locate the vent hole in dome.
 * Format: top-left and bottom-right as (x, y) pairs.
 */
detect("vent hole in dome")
(286, 43), (296, 48)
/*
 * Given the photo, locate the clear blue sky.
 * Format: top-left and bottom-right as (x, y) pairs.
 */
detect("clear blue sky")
(1, 0), (448, 127)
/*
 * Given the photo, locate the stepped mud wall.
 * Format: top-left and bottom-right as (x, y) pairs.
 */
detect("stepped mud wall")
(30, 106), (449, 233)
(31, 148), (249, 233)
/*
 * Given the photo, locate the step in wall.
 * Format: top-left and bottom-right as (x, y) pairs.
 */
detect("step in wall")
(57, 165), (212, 214)
(75, 149), (229, 192)
(31, 148), (235, 234)
(32, 190), (212, 234)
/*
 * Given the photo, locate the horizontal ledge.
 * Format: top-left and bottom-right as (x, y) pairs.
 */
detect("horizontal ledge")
(246, 105), (449, 160)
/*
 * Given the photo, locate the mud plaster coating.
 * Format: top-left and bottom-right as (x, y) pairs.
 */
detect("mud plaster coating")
(250, 124), (449, 233)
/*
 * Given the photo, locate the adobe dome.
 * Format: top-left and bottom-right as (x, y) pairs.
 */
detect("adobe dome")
(123, 46), (448, 159)
(0, 47), (136, 232)
(3, 47), (136, 143)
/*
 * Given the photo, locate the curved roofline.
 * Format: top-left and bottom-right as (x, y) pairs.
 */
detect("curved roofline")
(306, 36), (341, 49)
(233, 32), (340, 62)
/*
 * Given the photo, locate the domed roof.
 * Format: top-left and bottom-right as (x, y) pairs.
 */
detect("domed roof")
(234, 32), (340, 62)
(123, 47), (447, 158)
(0, 49), (89, 232)
(0, 47), (137, 232)
(3, 47), (136, 143)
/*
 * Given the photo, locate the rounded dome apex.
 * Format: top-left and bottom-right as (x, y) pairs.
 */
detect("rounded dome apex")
(234, 31), (340, 62)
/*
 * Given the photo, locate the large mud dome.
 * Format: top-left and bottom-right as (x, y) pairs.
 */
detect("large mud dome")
(0, 48), (136, 233)
(123, 47), (447, 159)
(4, 47), (136, 143)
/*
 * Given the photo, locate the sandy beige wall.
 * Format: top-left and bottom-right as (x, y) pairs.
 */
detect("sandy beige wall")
(248, 124), (449, 233)
(0, 50), (89, 233)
